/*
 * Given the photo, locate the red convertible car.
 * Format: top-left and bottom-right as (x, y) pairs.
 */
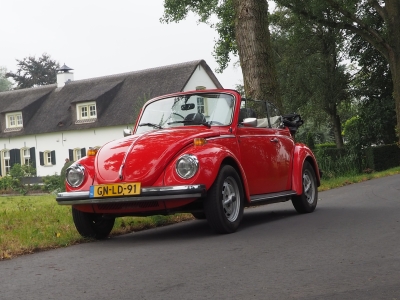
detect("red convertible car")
(57, 89), (321, 238)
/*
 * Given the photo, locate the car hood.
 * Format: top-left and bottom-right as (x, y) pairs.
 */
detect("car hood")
(94, 128), (220, 185)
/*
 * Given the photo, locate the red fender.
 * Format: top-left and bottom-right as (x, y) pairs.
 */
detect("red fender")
(292, 143), (321, 195)
(162, 144), (251, 202)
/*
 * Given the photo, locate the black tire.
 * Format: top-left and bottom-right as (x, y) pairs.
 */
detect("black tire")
(291, 161), (318, 213)
(191, 212), (206, 220)
(204, 165), (244, 234)
(72, 207), (115, 239)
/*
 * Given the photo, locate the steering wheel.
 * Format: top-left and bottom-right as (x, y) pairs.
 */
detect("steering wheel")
(171, 112), (184, 120)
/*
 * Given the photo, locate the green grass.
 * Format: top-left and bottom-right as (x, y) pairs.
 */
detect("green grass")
(1, 166), (400, 260)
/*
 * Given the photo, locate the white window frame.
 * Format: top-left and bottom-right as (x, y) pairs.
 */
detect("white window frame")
(44, 150), (52, 166)
(6, 112), (23, 128)
(1, 150), (11, 175)
(20, 148), (31, 166)
(74, 148), (82, 161)
(77, 102), (97, 120)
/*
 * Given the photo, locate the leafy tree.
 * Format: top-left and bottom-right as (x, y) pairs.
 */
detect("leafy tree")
(6, 53), (59, 89)
(0, 67), (12, 91)
(274, 0), (400, 143)
(161, 0), (283, 110)
(348, 30), (397, 146)
(270, 7), (350, 147)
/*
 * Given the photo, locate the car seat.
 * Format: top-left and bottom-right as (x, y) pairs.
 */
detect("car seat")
(239, 108), (257, 123)
(184, 113), (206, 125)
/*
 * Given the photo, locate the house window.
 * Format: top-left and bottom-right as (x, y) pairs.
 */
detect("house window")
(21, 148), (30, 165)
(6, 112), (23, 128)
(1, 150), (11, 175)
(77, 102), (97, 120)
(197, 97), (205, 114)
(69, 148), (86, 162)
(39, 150), (56, 166)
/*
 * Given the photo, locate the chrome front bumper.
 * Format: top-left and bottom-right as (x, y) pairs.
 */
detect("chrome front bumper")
(56, 184), (207, 205)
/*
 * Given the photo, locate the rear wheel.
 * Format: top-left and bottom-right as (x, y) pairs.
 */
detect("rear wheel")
(291, 161), (318, 213)
(204, 165), (244, 234)
(72, 207), (115, 239)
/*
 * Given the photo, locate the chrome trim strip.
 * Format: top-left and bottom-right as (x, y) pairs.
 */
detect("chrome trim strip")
(250, 190), (296, 203)
(56, 184), (206, 205)
(208, 135), (235, 140)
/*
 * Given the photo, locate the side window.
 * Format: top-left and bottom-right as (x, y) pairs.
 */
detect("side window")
(266, 103), (282, 128)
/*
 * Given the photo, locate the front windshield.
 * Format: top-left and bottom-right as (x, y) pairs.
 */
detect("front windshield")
(135, 93), (235, 134)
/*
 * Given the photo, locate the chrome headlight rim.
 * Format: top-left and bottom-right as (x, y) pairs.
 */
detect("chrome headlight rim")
(66, 164), (86, 188)
(175, 154), (199, 179)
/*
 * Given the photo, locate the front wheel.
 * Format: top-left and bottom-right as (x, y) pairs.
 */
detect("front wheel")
(291, 161), (318, 213)
(204, 165), (244, 234)
(72, 207), (115, 239)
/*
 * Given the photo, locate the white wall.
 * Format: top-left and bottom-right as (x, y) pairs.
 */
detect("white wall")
(183, 65), (220, 91)
(1, 126), (129, 177)
(0, 68), (220, 177)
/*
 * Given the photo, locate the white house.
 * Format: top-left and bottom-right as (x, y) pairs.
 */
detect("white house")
(0, 60), (223, 177)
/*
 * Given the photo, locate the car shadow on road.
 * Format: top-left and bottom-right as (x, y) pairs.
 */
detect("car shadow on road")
(109, 206), (300, 245)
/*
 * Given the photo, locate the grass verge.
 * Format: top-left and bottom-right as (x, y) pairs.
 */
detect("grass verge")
(1, 166), (400, 260)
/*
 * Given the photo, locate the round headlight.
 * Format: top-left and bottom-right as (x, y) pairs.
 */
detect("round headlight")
(176, 154), (199, 179)
(66, 164), (85, 188)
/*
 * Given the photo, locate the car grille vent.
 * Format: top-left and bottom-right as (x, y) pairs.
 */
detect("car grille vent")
(97, 201), (160, 210)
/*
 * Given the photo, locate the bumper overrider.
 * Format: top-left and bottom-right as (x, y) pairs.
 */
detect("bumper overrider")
(56, 184), (207, 205)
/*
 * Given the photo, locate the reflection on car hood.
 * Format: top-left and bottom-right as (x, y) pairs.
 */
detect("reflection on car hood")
(94, 128), (219, 185)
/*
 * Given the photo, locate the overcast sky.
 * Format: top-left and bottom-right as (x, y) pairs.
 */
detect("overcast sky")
(1, 0), (246, 89)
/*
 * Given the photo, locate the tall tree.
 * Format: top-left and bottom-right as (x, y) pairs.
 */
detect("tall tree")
(0, 67), (12, 92)
(161, 0), (283, 110)
(274, 0), (400, 143)
(6, 53), (59, 89)
(271, 7), (350, 148)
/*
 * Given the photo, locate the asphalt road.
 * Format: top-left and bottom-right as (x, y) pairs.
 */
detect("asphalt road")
(1, 174), (400, 300)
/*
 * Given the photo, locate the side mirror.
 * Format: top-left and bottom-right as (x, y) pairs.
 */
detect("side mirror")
(123, 129), (132, 137)
(242, 117), (257, 127)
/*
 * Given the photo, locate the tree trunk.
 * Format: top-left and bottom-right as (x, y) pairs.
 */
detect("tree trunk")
(386, 0), (400, 144)
(233, 0), (283, 111)
(330, 114), (344, 148)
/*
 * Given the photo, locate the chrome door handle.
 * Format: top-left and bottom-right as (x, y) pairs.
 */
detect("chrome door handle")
(270, 138), (279, 143)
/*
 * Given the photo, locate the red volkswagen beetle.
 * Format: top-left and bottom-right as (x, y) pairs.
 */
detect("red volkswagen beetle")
(56, 89), (321, 238)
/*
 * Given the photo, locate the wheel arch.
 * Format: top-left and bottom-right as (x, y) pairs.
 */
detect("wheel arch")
(292, 144), (321, 195)
(220, 156), (251, 204)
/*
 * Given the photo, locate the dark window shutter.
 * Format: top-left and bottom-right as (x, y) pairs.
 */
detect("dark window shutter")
(39, 152), (44, 166)
(10, 149), (21, 167)
(30, 147), (36, 169)
(0, 157), (2, 176)
(69, 149), (74, 161)
(51, 150), (56, 165)
(81, 148), (86, 157)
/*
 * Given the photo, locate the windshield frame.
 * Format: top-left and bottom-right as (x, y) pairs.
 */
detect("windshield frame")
(134, 91), (237, 134)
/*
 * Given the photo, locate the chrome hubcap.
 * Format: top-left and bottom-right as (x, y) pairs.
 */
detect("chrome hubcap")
(221, 176), (240, 222)
(303, 170), (315, 204)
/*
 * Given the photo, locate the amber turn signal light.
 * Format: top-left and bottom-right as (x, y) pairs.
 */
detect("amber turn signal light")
(194, 138), (207, 146)
(87, 147), (99, 156)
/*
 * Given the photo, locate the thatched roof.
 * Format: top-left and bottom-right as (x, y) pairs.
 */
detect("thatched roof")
(0, 60), (222, 138)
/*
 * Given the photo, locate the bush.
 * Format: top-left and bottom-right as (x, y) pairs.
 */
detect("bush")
(365, 144), (400, 171)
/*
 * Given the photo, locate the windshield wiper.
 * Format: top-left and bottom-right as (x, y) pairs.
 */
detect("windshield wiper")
(167, 120), (211, 128)
(138, 123), (163, 129)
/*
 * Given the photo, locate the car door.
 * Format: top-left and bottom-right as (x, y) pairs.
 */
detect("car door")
(236, 126), (293, 195)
